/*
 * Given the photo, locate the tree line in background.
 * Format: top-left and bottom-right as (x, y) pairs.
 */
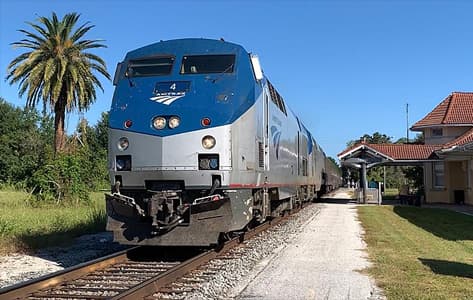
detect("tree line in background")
(0, 98), (109, 204)
(343, 132), (424, 193)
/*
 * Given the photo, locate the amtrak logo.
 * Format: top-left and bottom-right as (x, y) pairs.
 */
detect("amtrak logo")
(271, 125), (282, 160)
(150, 81), (190, 105)
(150, 93), (185, 105)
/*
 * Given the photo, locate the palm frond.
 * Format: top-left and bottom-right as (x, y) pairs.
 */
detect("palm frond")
(17, 29), (46, 44)
(71, 23), (93, 43)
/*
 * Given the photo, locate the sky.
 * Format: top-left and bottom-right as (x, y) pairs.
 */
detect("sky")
(1, 0), (473, 160)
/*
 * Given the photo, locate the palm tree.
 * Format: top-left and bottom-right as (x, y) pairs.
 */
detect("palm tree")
(6, 12), (110, 153)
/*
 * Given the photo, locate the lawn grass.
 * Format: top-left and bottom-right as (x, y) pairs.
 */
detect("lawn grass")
(0, 190), (107, 254)
(358, 205), (473, 299)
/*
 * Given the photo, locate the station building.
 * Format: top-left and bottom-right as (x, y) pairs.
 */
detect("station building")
(338, 92), (473, 205)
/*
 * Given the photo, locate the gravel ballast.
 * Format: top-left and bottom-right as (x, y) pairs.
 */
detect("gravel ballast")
(0, 232), (127, 289)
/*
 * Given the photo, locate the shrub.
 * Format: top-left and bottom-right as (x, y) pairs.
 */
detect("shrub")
(0, 99), (109, 204)
(30, 150), (92, 204)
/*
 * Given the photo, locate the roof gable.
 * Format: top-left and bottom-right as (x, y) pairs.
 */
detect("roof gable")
(411, 92), (473, 130)
(443, 127), (473, 148)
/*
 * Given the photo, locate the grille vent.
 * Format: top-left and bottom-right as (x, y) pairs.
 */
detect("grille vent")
(258, 142), (264, 168)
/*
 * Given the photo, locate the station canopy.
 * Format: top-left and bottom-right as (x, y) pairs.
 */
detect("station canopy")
(337, 142), (442, 169)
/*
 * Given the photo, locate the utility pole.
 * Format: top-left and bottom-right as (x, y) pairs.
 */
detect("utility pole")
(406, 103), (409, 143)
(383, 165), (386, 191)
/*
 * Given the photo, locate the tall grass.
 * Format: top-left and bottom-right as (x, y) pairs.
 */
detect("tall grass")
(0, 191), (107, 254)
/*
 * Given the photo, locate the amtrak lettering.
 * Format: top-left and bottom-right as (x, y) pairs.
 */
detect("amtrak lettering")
(149, 93), (185, 105)
(150, 81), (190, 105)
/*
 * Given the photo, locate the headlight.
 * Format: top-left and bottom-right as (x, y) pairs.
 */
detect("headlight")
(168, 116), (180, 129)
(116, 155), (131, 171)
(202, 135), (216, 149)
(117, 137), (129, 151)
(153, 117), (166, 130)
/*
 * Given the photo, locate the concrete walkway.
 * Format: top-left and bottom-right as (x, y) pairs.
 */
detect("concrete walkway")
(237, 189), (383, 300)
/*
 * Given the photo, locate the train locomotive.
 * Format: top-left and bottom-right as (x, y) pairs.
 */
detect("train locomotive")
(106, 38), (340, 246)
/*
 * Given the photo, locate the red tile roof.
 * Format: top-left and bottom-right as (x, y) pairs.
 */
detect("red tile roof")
(338, 130), (473, 161)
(443, 127), (473, 148)
(411, 92), (473, 130)
(338, 142), (442, 161)
(367, 144), (442, 160)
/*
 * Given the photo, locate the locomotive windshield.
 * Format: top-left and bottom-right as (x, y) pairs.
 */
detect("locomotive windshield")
(180, 55), (235, 74)
(126, 56), (174, 77)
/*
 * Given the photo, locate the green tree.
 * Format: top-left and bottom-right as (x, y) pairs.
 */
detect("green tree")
(395, 133), (424, 144)
(368, 132), (392, 144)
(346, 132), (393, 147)
(79, 112), (108, 153)
(6, 12), (110, 153)
(0, 98), (52, 187)
(76, 113), (109, 189)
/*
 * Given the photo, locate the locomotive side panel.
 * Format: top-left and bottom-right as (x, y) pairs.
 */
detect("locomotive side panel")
(228, 100), (260, 184)
(264, 89), (300, 199)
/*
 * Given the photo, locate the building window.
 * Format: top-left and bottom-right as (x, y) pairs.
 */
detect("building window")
(432, 128), (443, 137)
(432, 162), (444, 188)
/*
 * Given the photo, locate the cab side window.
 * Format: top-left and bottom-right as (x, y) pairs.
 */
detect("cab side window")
(267, 81), (287, 115)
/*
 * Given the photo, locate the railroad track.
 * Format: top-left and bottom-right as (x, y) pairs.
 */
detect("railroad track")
(0, 208), (299, 300)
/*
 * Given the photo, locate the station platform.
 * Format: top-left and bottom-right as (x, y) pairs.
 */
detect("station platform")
(236, 188), (385, 300)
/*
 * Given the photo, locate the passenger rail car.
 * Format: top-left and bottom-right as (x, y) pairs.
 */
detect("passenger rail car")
(106, 38), (333, 246)
(322, 156), (343, 193)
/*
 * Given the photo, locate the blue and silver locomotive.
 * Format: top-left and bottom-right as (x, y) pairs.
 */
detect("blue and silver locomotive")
(106, 38), (338, 246)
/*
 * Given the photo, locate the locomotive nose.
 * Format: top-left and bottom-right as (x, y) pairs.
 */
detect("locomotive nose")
(109, 123), (231, 183)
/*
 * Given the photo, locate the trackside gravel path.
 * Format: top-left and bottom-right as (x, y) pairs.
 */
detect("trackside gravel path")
(236, 190), (385, 300)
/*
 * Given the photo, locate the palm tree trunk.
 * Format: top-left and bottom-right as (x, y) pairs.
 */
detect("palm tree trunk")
(54, 100), (66, 153)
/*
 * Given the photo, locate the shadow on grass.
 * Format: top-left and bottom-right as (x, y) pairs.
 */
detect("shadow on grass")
(394, 206), (473, 241)
(10, 210), (130, 268)
(419, 258), (473, 279)
(16, 209), (107, 253)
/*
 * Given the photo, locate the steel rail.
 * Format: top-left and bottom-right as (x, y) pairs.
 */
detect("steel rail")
(114, 213), (293, 300)
(0, 205), (303, 300)
(0, 247), (138, 300)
